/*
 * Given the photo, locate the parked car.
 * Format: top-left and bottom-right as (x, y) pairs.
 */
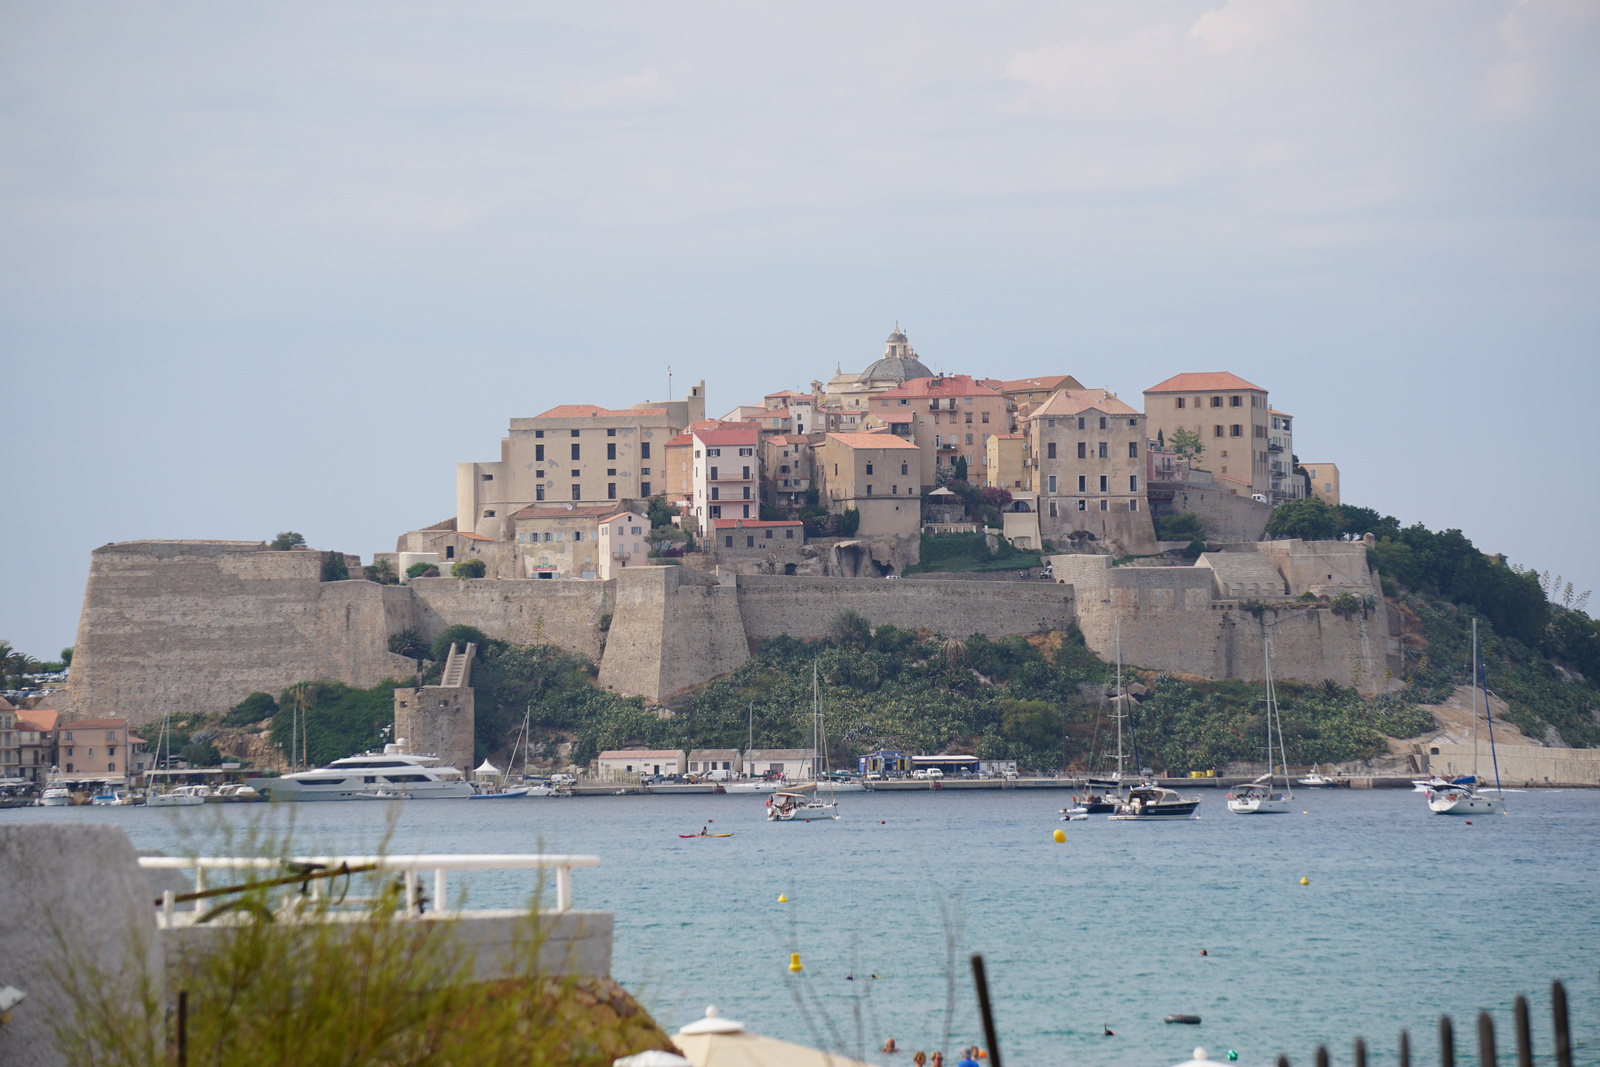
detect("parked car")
(912, 768), (944, 780)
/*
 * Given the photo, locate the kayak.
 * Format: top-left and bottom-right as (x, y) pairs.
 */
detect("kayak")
(679, 833), (735, 838)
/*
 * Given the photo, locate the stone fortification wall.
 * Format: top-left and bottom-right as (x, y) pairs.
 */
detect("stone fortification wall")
(1166, 487), (1270, 543)
(70, 541), (414, 726)
(735, 574), (1077, 641)
(1423, 742), (1600, 787)
(597, 567), (750, 702)
(407, 577), (610, 662)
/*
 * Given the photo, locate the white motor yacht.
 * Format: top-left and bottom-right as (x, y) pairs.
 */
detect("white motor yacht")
(37, 786), (72, 807)
(246, 743), (473, 802)
(147, 784), (208, 807)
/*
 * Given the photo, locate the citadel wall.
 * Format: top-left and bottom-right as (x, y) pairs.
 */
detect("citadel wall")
(406, 577), (610, 661)
(735, 574), (1077, 642)
(597, 567), (750, 702)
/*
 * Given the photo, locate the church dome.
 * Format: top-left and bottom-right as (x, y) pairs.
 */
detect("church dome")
(862, 329), (932, 384)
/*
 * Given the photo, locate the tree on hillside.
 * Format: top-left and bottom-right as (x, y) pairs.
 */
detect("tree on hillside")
(321, 553), (349, 582)
(363, 558), (399, 585)
(647, 496), (680, 529)
(829, 610), (872, 649)
(451, 558), (487, 578)
(60, 647), (73, 668)
(1154, 512), (1206, 542)
(1169, 428), (1204, 461)
(1265, 498), (1336, 541)
(270, 531), (306, 550)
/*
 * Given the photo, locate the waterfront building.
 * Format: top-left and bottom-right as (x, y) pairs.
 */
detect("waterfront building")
(0, 696), (17, 780)
(14, 707), (58, 783)
(1143, 372), (1272, 499)
(56, 717), (132, 784)
(743, 748), (815, 780)
(594, 749), (686, 779)
(686, 749), (742, 776)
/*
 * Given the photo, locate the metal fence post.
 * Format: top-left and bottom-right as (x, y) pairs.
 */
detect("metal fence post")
(1512, 997), (1532, 1067)
(1354, 1036), (1367, 1067)
(1316, 1045), (1329, 1067)
(1399, 1030), (1410, 1067)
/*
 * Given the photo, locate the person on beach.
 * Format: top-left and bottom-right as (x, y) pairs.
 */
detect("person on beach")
(881, 1039), (898, 1053)
(913, 1051), (927, 1067)
(958, 1049), (979, 1067)
(931, 1050), (944, 1067)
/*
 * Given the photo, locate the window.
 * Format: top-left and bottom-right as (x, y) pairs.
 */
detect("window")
(1130, 418), (1138, 428)
(1048, 475), (1057, 493)
(1049, 501), (1058, 517)
(482, 473), (493, 481)
(1097, 442), (1108, 459)
(901, 462), (908, 475)
(725, 535), (734, 547)
(981, 412), (990, 424)
(1130, 498), (1139, 511)
(739, 447), (753, 457)
(867, 485), (873, 495)
(1128, 441), (1139, 458)
(965, 413), (972, 424)
(710, 505), (721, 518)
(711, 487), (720, 500)
(641, 442), (651, 459)
(742, 487), (751, 499)
(1100, 499), (1109, 511)
(608, 483), (617, 499)
(570, 469), (579, 477)
(607, 428), (616, 436)
(742, 504), (751, 518)
(1176, 397), (1185, 409)
(535, 430), (545, 439)
(1077, 499), (1087, 511)
(708, 448), (721, 457)
(571, 443), (581, 460)
(555, 532), (564, 543)
(785, 529), (794, 539)
(446, 545), (456, 559)
(747, 535), (755, 547)
(866, 462), (874, 474)
(535, 444), (545, 462)
(1099, 475), (1108, 492)
(536, 486), (545, 501)
(1077, 417), (1086, 430)
(607, 469), (616, 476)
(892, 484), (898, 493)
(631, 526), (642, 535)
(1211, 396), (1222, 408)
(640, 482), (651, 496)
(1047, 443), (1057, 459)
(1129, 475), (1139, 492)
(964, 396), (973, 405)
(571, 485), (581, 500)
(742, 466), (751, 479)
(1077, 475), (1087, 492)
(1077, 442), (1086, 459)
(965, 434), (973, 445)
(900, 398), (909, 405)
(573, 531), (583, 542)
(1231, 425), (1242, 437)
(607, 443), (617, 460)
(1214, 425), (1224, 437)
(765, 529), (773, 538)
(709, 466), (719, 480)
(483, 510), (495, 518)
(1230, 395), (1241, 407)
(1099, 416), (1107, 430)
(536, 470), (544, 478)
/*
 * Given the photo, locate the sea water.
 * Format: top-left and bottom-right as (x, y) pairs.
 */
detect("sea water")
(9, 788), (1599, 1067)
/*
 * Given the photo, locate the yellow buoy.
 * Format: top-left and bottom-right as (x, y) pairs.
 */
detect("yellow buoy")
(789, 953), (803, 973)
(1299, 876), (1310, 886)
(778, 894), (788, 903)
(1052, 828), (1067, 843)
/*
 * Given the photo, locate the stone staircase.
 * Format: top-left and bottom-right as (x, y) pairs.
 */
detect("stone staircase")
(440, 642), (476, 689)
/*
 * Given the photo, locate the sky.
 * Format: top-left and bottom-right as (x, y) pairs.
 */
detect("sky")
(2, 0), (1597, 659)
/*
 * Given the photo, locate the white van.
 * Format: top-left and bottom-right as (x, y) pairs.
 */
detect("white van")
(704, 768), (732, 782)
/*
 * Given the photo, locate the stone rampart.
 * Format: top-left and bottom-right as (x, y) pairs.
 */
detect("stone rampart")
(407, 577), (610, 661)
(1423, 743), (1600, 787)
(735, 574), (1077, 641)
(597, 567), (750, 702)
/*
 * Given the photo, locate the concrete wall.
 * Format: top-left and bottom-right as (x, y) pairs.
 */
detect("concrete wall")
(735, 574), (1077, 641)
(1422, 743), (1600, 787)
(1165, 487), (1271, 543)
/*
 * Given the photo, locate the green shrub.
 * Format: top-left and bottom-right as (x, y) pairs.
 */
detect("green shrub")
(223, 691), (277, 727)
(451, 558), (487, 578)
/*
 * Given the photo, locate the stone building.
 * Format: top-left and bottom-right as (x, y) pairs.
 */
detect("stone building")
(393, 642), (476, 773)
(987, 374), (1085, 416)
(1268, 410), (1303, 505)
(594, 748), (685, 778)
(711, 518), (808, 574)
(1143, 372), (1272, 499)
(454, 381), (705, 538)
(0, 696), (17, 780)
(686, 749), (742, 775)
(14, 707), (57, 783)
(986, 432), (1027, 491)
(1024, 388), (1157, 555)
(596, 510), (651, 579)
(811, 329), (935, 427)
(1302, 462), (1341, 506)
(762, 433), (815, 510)
(814, 433), (922, 555)
(510, 504), (616, 579)
(866, 373), (1008, 487)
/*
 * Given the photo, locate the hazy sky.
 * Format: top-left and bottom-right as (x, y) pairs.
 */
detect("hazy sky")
(3, 0), (1597, 660)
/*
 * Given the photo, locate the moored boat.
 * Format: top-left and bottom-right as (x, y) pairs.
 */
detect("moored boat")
(37, 786), (72, 807)
(1229, 636), (1294, 816)
(147, 784), (208, 808)
(1108, 783), (1201, 821)
(767, 788), (838, 821)
(1426, 620), (1504, 817)
(246, 742), (473, 802)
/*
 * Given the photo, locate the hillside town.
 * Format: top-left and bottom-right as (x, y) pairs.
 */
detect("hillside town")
(393, 328), (1340, 582)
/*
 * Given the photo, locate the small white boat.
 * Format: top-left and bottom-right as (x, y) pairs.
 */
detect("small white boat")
(1227, 779), (1290, 815)
(38, 786), (72, 807)
(147, 785), (208, 808)
(724, 780), (783, 794)
(523, 781), (573, 797)
(1231, 639), (1295, 815)
(767, 789), (838, 821)
(1427, 620), (1504, 817)
(1298, 772), (1343, 787)
(1108, 784), (1202, 821)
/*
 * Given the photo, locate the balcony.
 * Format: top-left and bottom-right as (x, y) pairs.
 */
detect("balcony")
(1268, 438), (1286, 452)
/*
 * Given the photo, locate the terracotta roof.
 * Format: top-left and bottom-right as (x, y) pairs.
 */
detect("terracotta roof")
(0, 696), (13, 711)
(994, 432), (1023, 439)
(1026, 389), (1141, 418)
(712, 519), (803, 529)
(534, 405), (668, 419)
(598, 511), (647, 523)
(17, 708), (59, 731)
(1270, 408), (1293, 417)
(449, 531), (495, 542)
(764, 389), (812, 399)
(875, 374), (1004, 400)
(694, 426), (760, 446)
(128, 734), (149, 745)
(995, 374), (1085, 393)
(61, 718), (129, 730)
(752, 409), (792, 421)
(765, 434), (812, 446)
(824, 432), (919, 450)
(510, 505), (618, 520)
(1145, 372), (1266, 394)
(664, 433), (693, 446)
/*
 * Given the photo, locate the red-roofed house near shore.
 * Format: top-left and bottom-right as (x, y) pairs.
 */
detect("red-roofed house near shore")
(1143, 372), (1272, 499)
(452, 380), (706, 540)
(869, 374), (1008, 488)
(55, 717), (134, 784)
(1024, 389), (1158, 555)
(14, 706), (57, 783)
(0, 695), (18, 780)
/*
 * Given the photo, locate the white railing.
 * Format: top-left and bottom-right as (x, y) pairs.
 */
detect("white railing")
(139, 853), (601, 923)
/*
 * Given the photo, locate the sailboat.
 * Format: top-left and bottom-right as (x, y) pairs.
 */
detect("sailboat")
(1065, 619), (1127, 818)
(1228, 635), (1293, 814)
(767, 662), (839, 821)
(471, 707), (531, 798)
(1427, 619), (1503, 816)
(146, 709), (205, 808)
(727, 702), (782, 794)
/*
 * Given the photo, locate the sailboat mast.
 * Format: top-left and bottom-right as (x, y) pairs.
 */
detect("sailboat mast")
(1269, 637), (1293, 798)
(1470, 619), (1480, 781)
(1115, 618), (1124, 778)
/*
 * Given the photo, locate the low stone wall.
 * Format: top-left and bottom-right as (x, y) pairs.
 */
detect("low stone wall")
(735, 574), (1077, 641)
(1423, 743), (1600, 787)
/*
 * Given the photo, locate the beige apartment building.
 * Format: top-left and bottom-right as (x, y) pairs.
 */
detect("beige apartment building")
(762, 433), (815, 509)
(1025, 389), (1155, 552)
(1268, 410), (1304, 505)
(691, 424), (761, 527)
(987, 374), (1085, 418)
(1301, 462), (1341, 506)
(986, 432), (1027, 491)
(454, 382), (706, 538)
(510, 504), (616, 579)
(596, 509), (651, 579)
(57, 717), (132, 783)
(867, 374), (1009, 487)
(0, 696), (17, 780)
(15, 707), (58, 783)
(814, 433), (922, 552)
(1143, 372), (1272, 499)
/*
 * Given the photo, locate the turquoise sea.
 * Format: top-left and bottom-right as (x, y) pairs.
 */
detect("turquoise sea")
(8, 787), (1600, 1067)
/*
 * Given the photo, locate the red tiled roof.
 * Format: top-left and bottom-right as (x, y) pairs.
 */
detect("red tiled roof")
(765, 434), (812, 446)
(598, 511), (647, 523)
(694, 426), (761, 446)
(1026, 388), (1141, 419)
(510, 505), (618, 520)
(17, 708), (59, 731)
(1145, 372), (1266, 394)
(824, 432), (919, 450)
(1270, 408), (1292, 417)
(764, 389), (814, 399)
(875, 374), (1004, 400)
(752, 409), (792, 420)
(451, 531), (494, 542)
(664, 433), (693, 446)
(996, 374), (1085, 393)
(0, 695), (13, 711)
(712, 519), (803, 529)
(534, 405), (668, 419)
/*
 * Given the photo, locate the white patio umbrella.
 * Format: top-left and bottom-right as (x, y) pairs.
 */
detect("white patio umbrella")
(616, 1051), (693, 1067)
(1168, 1048), (1213, 1067)
(473, 759), (503, 779)
(671, 1007), (875, 1067)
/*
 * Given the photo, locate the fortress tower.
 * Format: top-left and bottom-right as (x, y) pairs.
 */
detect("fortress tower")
(393, 642), (476, 773)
